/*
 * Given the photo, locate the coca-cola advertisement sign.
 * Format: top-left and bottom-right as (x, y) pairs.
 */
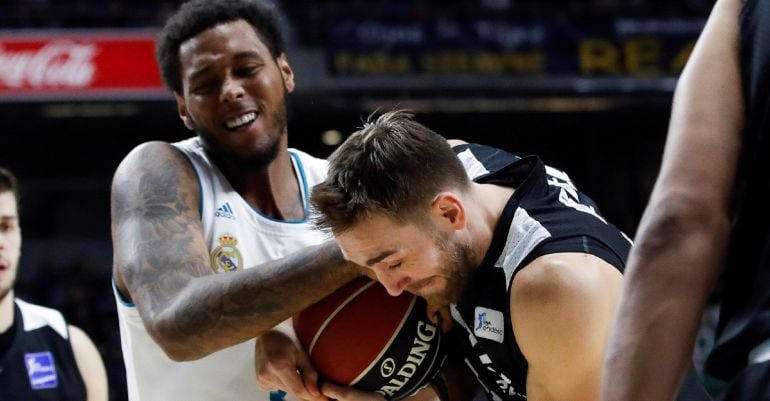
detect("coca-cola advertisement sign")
(0, 32), (166, 99)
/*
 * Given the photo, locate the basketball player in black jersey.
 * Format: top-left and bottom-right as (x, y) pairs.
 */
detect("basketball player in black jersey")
(602, 0), (770, 400)
(310, 110), (632, 401)
(0, 167), (108, 400)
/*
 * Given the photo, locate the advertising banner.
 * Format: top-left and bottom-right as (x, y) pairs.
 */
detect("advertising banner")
(0, 31), (166, 100)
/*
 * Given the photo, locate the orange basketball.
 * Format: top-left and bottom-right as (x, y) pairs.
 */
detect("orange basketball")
(293, 277), (446, 400)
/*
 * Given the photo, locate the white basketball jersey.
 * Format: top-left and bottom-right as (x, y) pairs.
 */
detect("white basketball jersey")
(115, 137), (330, 401)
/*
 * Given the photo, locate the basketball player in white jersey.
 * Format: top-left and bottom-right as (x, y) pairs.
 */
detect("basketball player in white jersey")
(110, 1), (359, 400)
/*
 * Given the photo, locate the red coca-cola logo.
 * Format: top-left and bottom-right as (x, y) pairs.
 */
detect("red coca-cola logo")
(0, 33), (164, 99)
(0, 41), (97, 88)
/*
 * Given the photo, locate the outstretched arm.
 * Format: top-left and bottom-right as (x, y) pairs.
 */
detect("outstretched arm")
(111, 141), (359, 361)
(513, 253), (623, 401)
(601, 0), (744, 399)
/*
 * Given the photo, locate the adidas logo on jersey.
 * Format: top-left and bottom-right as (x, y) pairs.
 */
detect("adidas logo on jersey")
(215, 202), (236, 220)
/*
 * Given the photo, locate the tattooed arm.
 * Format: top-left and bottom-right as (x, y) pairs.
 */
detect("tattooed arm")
(111, 141), (359, 361)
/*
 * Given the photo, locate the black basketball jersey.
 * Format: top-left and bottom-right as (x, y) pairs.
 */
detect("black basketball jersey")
(0, 299), (87, 401)
(705, 0), (770, 381)
(449, 144), (631, 401)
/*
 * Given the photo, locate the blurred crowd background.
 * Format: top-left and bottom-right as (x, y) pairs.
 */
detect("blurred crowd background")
(0, 1), (716, 400)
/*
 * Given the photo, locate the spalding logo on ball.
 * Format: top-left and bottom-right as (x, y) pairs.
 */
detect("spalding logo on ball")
(293, 277), (447, 400)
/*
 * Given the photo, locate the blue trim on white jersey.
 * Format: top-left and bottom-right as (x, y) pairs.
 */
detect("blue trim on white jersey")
(112, 278), (135, 307)
(172, 146), (204, 219)
(246, 150), (310, 224)
(292, 150), (311, 219)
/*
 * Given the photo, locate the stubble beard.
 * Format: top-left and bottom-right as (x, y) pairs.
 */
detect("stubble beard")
(198, 90), (289, 172)
(423, 236), (475, 307)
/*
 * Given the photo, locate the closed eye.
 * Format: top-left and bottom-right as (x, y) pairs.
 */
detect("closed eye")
(235, 65), (259, 77)
(387, 262), (402, 270)
(191, 80), (217, 94)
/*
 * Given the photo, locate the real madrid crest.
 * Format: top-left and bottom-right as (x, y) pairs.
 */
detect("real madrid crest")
(210, 233), (243, 273)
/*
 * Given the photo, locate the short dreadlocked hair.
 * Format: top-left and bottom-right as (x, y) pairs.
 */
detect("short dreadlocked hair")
(156, 0), (286, 94)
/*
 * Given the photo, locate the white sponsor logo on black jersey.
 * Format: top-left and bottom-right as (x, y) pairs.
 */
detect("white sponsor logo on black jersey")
(24, 352), (58, 389)
(474, 307), (504, 343)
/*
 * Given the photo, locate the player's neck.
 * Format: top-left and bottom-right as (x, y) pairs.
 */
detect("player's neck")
(0, 290), (14, 334)
(230, 149), (305, 221)
(468, 182), (514, 266)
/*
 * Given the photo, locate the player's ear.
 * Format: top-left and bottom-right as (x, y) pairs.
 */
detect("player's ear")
(276, 53), (295, 93)
(175, 94), (194, 130)
(431, 192), (466, 230)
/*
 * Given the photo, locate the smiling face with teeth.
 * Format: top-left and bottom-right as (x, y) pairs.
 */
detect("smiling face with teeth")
(175, 19), (295, 171)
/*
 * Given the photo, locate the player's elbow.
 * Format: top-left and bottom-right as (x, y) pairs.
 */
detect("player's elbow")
(636, 190), (730, 255)
(630, 190), (731, 294)
(160, 342), (205, 362)
(146, 314), (214, 361)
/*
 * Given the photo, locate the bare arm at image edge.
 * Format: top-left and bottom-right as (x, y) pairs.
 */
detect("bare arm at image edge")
(111, 141), (359, 361)
(601, 0), (744, 399)
(69, 325), (108, 401)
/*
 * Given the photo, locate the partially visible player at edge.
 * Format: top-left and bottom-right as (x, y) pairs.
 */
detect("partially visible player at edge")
(110, 1), (361, 400)
(601, 0), (770, 399)
(1, 166), (108, 401)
